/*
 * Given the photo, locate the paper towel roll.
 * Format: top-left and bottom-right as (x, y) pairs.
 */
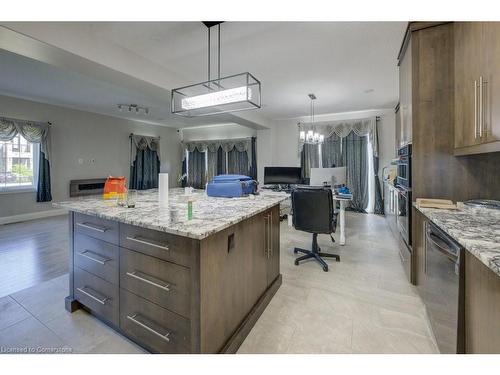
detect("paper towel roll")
(159, 173), (169, 208)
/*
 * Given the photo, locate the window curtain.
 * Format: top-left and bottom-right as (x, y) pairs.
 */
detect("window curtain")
(321, 133), (343, 168)
(129, 135), (161, 190)
(300, 143), (320, 179)
(299, 116), (382, 214)
(181, 157), (187, 188)
(217, 146), (227, 175)
(206, 146), (228, 184)
(227, 147), (249, 175)
(182, 137), (253, 179)
(373, 121), (384, 215)
(343, 132), (369, 212)
(0, 117), (52, 202)
(249, 136), (257, 179)
(188, 148), (206, 189)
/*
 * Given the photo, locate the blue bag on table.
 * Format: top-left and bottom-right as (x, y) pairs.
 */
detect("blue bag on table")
(206, 174), (257, 197)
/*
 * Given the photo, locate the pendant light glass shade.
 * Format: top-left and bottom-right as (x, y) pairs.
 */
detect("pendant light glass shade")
(171, 72), (261, 117)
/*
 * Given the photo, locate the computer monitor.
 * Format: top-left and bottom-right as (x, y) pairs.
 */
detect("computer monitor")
(264, 167), (302, 185)
(310, 167), (347, 186)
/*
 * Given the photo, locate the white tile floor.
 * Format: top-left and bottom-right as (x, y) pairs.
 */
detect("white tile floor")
(0, 212), (438, 354)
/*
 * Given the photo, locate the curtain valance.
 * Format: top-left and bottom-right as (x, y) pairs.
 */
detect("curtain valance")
(298, 117), (378, 157)
(182, 137), (253, 168)
(0, 116), (52, 162)
(130, 134), (160, 166)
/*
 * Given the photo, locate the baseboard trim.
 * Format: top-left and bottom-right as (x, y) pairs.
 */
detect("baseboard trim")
(0, 209), (68, 225)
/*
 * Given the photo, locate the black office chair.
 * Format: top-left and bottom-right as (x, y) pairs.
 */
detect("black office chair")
(291, 186), (340, 272)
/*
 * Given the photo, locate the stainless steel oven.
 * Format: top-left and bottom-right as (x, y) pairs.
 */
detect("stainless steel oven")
(397, 144), (412, 189)
(396, 186), (412, 247)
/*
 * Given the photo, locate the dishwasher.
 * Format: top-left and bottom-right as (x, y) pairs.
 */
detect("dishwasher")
(420, 222), (465, 354)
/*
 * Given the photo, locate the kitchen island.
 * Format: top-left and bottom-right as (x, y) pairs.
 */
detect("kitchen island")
(54, 189), (288, 353)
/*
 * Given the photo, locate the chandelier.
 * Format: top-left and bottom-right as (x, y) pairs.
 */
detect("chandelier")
(171, 22), (262, 117)
(299, 94), (324, 144)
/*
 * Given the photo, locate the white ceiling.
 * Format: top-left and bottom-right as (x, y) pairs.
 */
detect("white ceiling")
(0, 22), (406, 127)
(91, 22), (406, 119)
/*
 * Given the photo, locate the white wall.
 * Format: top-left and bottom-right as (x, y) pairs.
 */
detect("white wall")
(181, 123), (256, 142)
(256, 108), (396, 184)
(0, 94), (181, 219)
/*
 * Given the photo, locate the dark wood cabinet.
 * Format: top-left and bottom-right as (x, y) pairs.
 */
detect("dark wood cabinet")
(454, 22), (484, 149)
(398, 38), (412, 148)
(395, 103), (401, 152)
(266, 207), (280, 286)
(67, 207), (281, 354)
(454, 22), (500, 155)
(484, 22), (500, 144)
(412, 208), (428, 287)
(465, 251), (500, 353)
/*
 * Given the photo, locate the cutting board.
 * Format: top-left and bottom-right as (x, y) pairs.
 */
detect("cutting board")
(416, 198), (458, 210)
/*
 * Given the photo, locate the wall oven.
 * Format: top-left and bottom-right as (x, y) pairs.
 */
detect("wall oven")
(397, 144), (412, 189)
(396, 186), (412, 247)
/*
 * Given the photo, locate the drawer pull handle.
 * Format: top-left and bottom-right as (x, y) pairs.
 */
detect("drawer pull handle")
(76, 286), (109, 305)
(126, 236), (170, 251)
(126, 271), (171, 292)
(76, 222), (108, 233)
(78, 250), (111, 265)
(127, 314), (171, 342)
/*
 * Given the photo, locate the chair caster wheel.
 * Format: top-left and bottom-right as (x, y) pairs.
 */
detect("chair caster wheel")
(322, 265), (328, 272)
(293, 249), (298, 254)
(294, 260), (299, 266)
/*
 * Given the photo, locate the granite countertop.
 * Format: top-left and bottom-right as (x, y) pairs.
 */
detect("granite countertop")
(54, 188), (288, 240)
(414, 203), (500, 277)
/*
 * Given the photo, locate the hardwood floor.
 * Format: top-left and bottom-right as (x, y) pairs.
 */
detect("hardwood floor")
(0, 214), (69, 298)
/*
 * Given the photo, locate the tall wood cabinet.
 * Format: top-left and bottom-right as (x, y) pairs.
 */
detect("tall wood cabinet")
(454, 22), (500, 155)
(395, 103), (401, 152)
(398, 39), (412, 148)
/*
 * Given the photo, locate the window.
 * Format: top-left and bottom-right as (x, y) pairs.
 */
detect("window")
(0, 134), (39, 192)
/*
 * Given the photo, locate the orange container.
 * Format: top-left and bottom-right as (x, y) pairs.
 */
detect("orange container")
(103, 176), (127, 200)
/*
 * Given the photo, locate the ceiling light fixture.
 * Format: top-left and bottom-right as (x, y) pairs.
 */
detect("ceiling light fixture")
(171, 22), (262, 117)
(117, 104), (150, 115)
(299, 94), (323, 144)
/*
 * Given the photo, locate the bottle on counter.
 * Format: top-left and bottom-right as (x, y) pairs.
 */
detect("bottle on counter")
(187, 198), (193, 220)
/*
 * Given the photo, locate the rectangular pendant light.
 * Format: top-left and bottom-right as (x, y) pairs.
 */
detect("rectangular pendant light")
(171, 72), (261, 117)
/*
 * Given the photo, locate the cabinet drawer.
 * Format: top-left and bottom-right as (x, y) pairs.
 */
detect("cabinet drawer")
(74, 213), (118, 244)
(74, 267), (119, 326)
(74, 233), (119, 285)
(120, 289), (190, 353)
(120, 248), (191, 318)
(120, 223), (196, 267)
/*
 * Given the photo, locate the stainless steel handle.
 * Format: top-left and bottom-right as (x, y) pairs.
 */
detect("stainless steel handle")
(127, 314), (171, 342)
(474, 79), (478, 139)
(269, 211), (273, 257)
(126, 271), (171, 292)
(76, 222), (108, 233)
(425, 231), (458, 262)
(126, 236), (169, 251)
(264, 215), (269, 258)
(76, 286), (109, 305)
(479, 76), (484, 138)
(78, 250), (111, 265)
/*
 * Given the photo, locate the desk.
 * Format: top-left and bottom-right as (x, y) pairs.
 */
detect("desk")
(260, 190), (352, 246)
